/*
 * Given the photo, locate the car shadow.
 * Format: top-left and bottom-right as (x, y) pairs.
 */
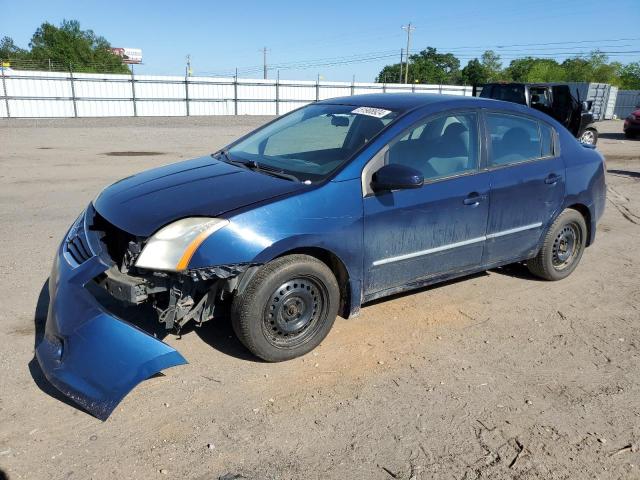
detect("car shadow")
(489, 262), (543, 280)
(599, 132), (627, 141)
(608, 169), (640, 179)
(362, 263), (541, 309)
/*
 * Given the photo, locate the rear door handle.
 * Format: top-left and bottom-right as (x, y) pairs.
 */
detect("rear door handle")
(463, 192), (486, 206)
(545, 173), (562, 185)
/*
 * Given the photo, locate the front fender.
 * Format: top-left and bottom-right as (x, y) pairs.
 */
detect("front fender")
(188, 178), (365, 309)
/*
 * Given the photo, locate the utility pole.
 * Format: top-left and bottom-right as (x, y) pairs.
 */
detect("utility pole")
(398, 48), (404, 84)
(185, 54), (192, 77)
(402, 23), (415, 83)
(262, 47), (268, 79)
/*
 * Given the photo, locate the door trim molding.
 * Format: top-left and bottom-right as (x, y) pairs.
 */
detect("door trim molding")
(372, 222), (542, 266)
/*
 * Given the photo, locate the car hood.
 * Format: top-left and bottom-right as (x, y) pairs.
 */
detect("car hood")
(94, 156), (307, 237)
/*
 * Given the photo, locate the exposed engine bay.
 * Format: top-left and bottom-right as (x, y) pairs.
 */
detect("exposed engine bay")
(88, 208), (258, 333)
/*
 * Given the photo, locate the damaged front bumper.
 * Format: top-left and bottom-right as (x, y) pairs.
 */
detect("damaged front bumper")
(36, 210), (188, 420)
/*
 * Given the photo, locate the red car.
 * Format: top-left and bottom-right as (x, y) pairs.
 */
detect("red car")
(624, 108), (640, 139)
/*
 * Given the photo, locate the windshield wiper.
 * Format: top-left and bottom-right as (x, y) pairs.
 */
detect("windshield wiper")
(216, 150), (300, 182)
(250, 162), (301, 182)
(216, 149), (250, 169)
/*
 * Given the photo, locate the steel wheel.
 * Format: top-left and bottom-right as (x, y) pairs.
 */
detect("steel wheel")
(551, 222), (581, 271)
(580, 129), (596, 145)
(262, 276), (329, 349)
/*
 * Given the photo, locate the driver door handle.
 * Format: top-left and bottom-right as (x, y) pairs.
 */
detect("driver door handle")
(545, 173), (562, 185)
(463, 192), (486, 206)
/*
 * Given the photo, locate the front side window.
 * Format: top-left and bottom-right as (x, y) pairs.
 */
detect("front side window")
(387, 112), (479, 181)
(228, 104), (397, 182)
(487, 113), (542, 166)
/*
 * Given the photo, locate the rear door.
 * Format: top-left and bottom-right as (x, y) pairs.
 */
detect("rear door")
(482, 111), (565, 265)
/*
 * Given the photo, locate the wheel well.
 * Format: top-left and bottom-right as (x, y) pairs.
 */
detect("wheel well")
(567, 204), (592, 246)
(277, 247), (351, 319)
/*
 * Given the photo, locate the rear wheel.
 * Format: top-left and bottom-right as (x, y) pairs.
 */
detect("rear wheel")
(231, 254), (340, 362)
(527, 209), (587, 281)
(579, 128), (598, 145)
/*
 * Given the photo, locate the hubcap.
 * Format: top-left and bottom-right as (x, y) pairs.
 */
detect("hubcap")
(263, 276), (327, 348)
(580, 130), (595, 144)
(552, 223), (581, 270)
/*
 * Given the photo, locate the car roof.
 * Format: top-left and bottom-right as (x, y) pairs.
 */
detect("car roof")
(317, 93), (466, 113)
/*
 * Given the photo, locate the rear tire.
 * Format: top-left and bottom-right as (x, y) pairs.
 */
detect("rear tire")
(231, 254), (340, 362)
(579, 128), (598, 145)
(527, 209), (587, 281)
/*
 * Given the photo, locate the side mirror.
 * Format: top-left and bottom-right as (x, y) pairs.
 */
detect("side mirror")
(372, 164), (424, 192)
(331, 115), (349, 127)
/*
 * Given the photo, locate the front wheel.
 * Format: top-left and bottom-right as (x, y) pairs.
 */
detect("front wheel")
(579, 127), (598, 145)
(527, 209), (587, 281)
(231, 254), (340, 362)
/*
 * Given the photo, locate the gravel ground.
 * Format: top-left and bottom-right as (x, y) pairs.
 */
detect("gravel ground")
(0, 116), (639, 480)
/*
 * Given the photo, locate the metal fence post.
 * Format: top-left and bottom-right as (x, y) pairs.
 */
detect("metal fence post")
(233, 68), (238, 116)
(382, 82), (387, 93)
(350, 76), (355, 96)
(68, 66), (78, 118)
(315, 74), (320, 102)
(185, 74), (190, 116)
(1, 63), (10, 118)
(131, 70), (137, 117)
(275, 70), (280, 116)
(411, 83), (416, 93)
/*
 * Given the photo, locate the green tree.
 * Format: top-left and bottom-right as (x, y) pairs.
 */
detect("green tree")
(28, 20), (129, 73)
(0, 36), (28, 60)
(481, 50), (503, 81)
(460, 59), (488, 86)
(618, 62), (640, 89)
(408, 47), (461, 84)
(376, 63), (403, 83)
(562, 57), (592, 82)
(527, 59), (565, 82)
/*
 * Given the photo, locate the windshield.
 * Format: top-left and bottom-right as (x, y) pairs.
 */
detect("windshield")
(227, 103), (398, 182)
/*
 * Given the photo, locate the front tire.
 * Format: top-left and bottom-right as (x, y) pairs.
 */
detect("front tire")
(579, 127), (598, 145)
(231, 254), (340, 362)
(527, 209), (587, 281)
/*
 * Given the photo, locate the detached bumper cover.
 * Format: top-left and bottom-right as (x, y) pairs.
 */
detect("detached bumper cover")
(36, 216), (187, 420)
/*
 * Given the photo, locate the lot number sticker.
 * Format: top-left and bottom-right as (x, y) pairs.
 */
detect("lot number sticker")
(351, 106), (392, 118)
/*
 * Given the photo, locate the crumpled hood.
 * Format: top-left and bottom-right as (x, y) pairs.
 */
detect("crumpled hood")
(94, 156), (306, 236)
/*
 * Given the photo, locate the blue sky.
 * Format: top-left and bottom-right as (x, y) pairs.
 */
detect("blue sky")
(2, 0), (639, 81)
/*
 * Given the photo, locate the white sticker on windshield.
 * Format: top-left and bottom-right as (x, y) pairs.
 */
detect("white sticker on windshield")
(351, 106), (392, 118)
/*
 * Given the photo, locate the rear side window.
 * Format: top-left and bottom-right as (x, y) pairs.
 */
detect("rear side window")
(539, 122), (554, 157)
(487, 113), (542, 166)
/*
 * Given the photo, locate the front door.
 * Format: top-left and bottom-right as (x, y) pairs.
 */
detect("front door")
(363, 111), (490, 296)
(482, 112), (565, 265)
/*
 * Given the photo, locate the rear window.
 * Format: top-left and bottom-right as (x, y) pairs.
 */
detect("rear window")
(480, 85), (526, 105)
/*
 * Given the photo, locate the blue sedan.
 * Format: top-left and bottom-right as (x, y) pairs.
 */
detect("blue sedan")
(38, 94), (606, 419)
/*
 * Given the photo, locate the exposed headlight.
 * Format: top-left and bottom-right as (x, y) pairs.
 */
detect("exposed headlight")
(135, 218), (229, 271)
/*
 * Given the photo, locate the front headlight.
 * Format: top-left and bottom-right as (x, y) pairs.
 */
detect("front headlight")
(135, 217), (229, 271)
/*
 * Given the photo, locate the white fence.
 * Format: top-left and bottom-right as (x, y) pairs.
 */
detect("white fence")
(0, 69), (473, 118)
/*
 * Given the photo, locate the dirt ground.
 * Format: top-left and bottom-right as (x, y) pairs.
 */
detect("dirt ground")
(0, 116), (639, 480)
